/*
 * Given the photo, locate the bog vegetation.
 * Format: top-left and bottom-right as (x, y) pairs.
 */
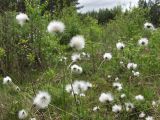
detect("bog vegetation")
(0, 0), (160, 120)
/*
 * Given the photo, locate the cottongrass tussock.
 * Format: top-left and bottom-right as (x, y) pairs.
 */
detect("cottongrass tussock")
(33, 91), (51, 109)
(116, 42), (125, 50)
(47, 20), (65, 33)
(99, 92), (114, 103)
(65, 80), (92, 95)
(18, 109), (28, 119)
(138, 38), (149, 46)
(16, 13), (29, 26)
(3, 76), (12, 84)
(69, 35), (85, 50)
(71, 64), (83, 74)
(103, 53), (112, 60)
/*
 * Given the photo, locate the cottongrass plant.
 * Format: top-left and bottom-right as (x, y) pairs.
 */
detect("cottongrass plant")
(144, 22), (155, 30)
(69, 35), (85, 50)
(112, 104), (122, 113)
(98, 53), (112, 69)
(33, 91), (51, 109)
(145, 116), (154, 120)
(99, 92), (114, 103)
(47, 20), (65, 33)
(18, 109), (28, 119)
(65, 80), (92, 96)
(93, 106), (100, 112)
(116, 42), (125, 50)
(135, 95), (144, 101)
(3, 76), (12, 84)
(16, 13), (29, 26)
(138, 38), (149, 46)
(71, 64), (83, 74)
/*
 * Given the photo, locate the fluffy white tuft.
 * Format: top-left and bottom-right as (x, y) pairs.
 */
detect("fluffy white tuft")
(65, 80), (92, 95)
(71, 64), (83, 74)
(18, 109), (28, 119)
(93, 106), (100, 112)
(16, 13), (29, 26)
(145, 116), (154, 120)
(30, 118), (36, 120)
(71, 53), (81, 62)
(144, 22), (155, 30)
(103, 53), (112, 60)
(69, 35), (85, 50)
(99, 92), (114, 103)
(135, 95), (144, 101)
(132, 71), (140, 77)
(113, 82), (123, 91)
(120, 93), (126, 99)
(47, 20), (65, 33)
(3, 76), (12, 84)
(116, 42), (125, 50)
(127, 63), (137, 70)
(33, 91), (51, 109)
(125, 102), (134, 112)
(138, 38), (148, 46)
(112, 104), (122, 113)
(139, 112), (146, 118)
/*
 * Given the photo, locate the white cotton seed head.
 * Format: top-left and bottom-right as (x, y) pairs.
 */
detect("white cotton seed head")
(112, 104), (122, 113)
(103, 53), (112, 60)
(107, 75), (111, 78)
(47, 20), (65, 33)
(18, 109), (28, 119)
(139, 112), (146, 118)
(79, 93), (85, 97)
(71, 53), (81, 62)
(99, 92), (114, 103)
(152, 101), (158, 107)
(3, 76), (12, 84)
(71, 64), (83, 74)
(65, 80), (92, 95)
(16, 13), (29, 26)
(33, 91), (51, 109)
(127, 63), (137, 70)
(59, 56), (67, 62)
(135, 95), (144, 101)
(125, 102), (134, 111)
(132, 71), (140, 77)
(138, 38), (148, 46)
(69, 35), (85, 50)
(116, 42), (125, 50)
(145, 116), (154, 120)
(144, 22), (155, 30)
(93, 106), (100, 112)
(65, 84), (72, 93)
(115, 77), (119, 81)
(113, 82), (123, 91)
(30, 118), (36, 120)
(120, 94), (126, 99)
